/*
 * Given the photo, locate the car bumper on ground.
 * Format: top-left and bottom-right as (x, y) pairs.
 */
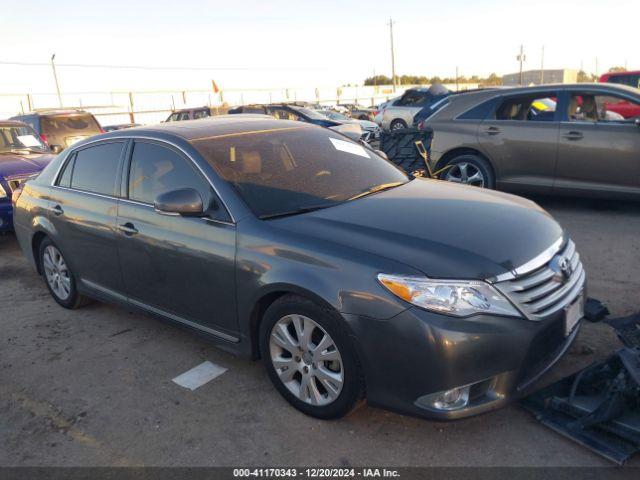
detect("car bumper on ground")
(343, 303), (582, 420)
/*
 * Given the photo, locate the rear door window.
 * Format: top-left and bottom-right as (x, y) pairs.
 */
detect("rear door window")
(67, 142), (124, 195)
(495, 94), (557, 121)
(193, 109), (211, 119)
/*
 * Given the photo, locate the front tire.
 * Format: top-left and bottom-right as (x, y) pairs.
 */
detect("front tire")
(39, 238), (89, 309)
(441, 154), (495, 189)
(259, 295), (364, 419)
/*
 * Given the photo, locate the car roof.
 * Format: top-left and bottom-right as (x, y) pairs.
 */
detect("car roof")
(99, 114), (308, 142)
(16, 109), (94, 117)
(479, 83), (638, 95)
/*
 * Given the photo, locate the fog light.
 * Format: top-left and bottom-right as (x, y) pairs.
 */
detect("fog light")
(420, 385), (471, 411)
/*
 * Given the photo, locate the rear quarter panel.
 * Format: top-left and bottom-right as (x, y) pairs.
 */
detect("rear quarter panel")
(13, 181), (53, 271)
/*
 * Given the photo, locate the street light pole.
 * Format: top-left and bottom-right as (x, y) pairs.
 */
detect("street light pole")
(388, 18), (397, 92)
(51, 54), (63, 107)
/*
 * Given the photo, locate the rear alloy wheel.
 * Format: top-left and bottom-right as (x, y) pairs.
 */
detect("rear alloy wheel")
(442, 154), (495, 189)
(390, 119), (408, 131)
(43, 244), (71, 301)
(260, 295), (364, 419)
(39, 238), (89, 309)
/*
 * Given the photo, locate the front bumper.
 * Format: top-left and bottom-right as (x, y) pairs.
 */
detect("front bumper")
(343, 304), (582, 420)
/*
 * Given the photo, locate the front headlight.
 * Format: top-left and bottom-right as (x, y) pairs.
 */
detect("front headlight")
(377, 273), (522, 318)
(0, 183), (7, 199)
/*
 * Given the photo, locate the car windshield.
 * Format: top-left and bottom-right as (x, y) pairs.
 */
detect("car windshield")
(0, 125), (49, 153)
(192, 126), (408, 218)
(322, 111), (349, 121)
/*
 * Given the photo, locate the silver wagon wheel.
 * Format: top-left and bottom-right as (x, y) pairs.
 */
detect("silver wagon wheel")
(42, 245), (71, 301)
(269, 314), (344, 406)
(445, 162), (486, 187)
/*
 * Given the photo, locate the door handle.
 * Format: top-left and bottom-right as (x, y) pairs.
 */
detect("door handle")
(563, 131), (583, 141)
(484, 126), (501, 135)
(51, 205), (64, 216)
(118, 222), (138, 236)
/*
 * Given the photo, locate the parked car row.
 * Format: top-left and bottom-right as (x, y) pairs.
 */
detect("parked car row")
(12, 115), (586, 421)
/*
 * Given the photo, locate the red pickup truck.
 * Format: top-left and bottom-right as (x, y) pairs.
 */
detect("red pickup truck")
(599, 70), (640, 118)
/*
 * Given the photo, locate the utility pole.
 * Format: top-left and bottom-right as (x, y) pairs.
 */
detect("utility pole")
(595, 57), (599, 79)
(388, 18), (397, 92)
(517, 45), (526, 86)
(540, 45), (545, 84)
(51, 54), (63, 107)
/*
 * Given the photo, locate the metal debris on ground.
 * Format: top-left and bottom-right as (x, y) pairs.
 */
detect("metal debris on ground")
(521, 308), (640, 465)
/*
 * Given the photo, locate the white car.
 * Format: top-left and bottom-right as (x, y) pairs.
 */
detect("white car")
(379, 85), (450, 131)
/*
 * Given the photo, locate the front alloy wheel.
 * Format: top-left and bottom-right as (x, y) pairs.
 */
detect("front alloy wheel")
(260, 295), (364, 419)
(269, 314), (344, 406)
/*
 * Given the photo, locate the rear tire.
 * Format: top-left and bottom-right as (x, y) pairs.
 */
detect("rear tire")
(441, 154), (495, 189)
(259, 295), (365, 419)
(390, 119), (408, 131)
(39, 237), (90, 309)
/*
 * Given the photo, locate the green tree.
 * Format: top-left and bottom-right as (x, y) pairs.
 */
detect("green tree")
(363, 75), (393, 86)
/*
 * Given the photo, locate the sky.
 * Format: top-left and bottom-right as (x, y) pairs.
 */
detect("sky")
(0, 0), (638, 94)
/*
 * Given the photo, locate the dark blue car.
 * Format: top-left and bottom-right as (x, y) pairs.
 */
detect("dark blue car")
(0, 121), (54, 232)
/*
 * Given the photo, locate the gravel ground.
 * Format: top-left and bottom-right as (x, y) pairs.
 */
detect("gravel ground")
(1, 194), (639, 467)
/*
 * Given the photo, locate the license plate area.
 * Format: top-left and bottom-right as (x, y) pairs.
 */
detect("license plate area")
(564, 293), (584, 337)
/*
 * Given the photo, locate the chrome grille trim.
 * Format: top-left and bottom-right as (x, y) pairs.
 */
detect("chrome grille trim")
(494, 239), (586, 321)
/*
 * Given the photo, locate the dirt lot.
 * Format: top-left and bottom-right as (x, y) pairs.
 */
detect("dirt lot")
(1, 194), (639, 467)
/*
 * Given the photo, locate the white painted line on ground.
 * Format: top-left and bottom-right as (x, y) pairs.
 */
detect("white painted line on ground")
(172, 361), (227, 391)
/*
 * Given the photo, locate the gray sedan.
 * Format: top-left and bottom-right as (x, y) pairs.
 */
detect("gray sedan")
(12, 115), (585, 420)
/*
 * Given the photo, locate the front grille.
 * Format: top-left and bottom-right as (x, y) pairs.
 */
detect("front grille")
(494, 239), (586, 320)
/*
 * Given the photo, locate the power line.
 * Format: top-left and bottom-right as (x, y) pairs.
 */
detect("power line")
(0, 60), (325, 71)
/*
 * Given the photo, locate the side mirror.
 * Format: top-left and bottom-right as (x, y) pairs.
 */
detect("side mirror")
(154, 188), (204, 216)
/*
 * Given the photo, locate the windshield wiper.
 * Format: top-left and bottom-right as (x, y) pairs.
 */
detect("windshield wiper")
(259, 204), (335, 220)
(347, 182), (405, 201)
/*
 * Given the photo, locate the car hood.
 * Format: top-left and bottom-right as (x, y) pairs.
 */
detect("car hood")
(0, 151), (55, 178)
(329, 123), (363, 141)
(272, 179), (563, 280)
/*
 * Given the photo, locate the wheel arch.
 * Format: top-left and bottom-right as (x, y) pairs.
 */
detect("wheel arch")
(31, 230), (49, 275)
(435, 147), (496, 178)
(247, 284), (344, 360)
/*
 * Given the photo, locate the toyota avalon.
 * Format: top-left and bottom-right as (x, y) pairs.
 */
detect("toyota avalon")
(12, 115), (586, 420)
